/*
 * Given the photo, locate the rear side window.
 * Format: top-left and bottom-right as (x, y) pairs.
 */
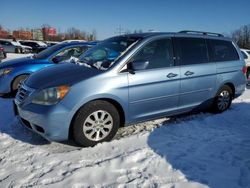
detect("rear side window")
(175, 37), (208, 65)
(208, 39), (239, 62)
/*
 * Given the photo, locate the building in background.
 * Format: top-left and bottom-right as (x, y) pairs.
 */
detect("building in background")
(32, 29), (44, 41)
(0, 28), (10, 39)
(42, 27), (57, 41)
(12, 30), (32, 40)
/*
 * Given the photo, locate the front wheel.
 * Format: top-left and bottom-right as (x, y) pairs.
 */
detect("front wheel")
(72, 100), (120, 147)
(213, 85), (233, 113)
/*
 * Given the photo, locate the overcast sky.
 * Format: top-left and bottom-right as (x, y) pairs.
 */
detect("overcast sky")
(0, 0), (249, 39)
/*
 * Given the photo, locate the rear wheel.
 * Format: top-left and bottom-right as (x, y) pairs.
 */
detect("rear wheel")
(213, 85), (233, 113)
(72, 100), (120, 147)
(12, 75), (29, 94)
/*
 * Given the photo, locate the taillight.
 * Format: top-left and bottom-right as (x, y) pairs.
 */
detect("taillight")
(0, 47), (3, 51)
(242, 65), (247, 74)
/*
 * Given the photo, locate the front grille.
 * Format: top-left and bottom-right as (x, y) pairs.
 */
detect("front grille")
(15, 84), (32, 104)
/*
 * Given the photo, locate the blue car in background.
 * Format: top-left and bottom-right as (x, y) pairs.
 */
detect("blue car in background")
(0, 41), (96, 96)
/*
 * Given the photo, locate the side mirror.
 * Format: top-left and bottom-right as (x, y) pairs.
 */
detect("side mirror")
(52, 56), (61, 63)
(129, 61), (149, 72)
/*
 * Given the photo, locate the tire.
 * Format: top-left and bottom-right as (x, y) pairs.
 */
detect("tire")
(72, 100), (120, 147)
(12, 75), (29, 94)
(15, 48), (21, 54)
(213, 85), (233, 113)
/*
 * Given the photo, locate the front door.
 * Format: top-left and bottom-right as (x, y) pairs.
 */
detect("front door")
(127, 37), (180, 122)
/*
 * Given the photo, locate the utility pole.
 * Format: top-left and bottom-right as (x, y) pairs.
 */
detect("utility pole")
(115, 25), (124, 35)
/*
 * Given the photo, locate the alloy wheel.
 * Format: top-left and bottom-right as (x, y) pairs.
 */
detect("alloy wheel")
(217, 90), (231, 111)
(83, 110), (113, 141)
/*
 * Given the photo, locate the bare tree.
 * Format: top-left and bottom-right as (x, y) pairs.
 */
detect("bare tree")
(231, 24), (250, 49)
(87, 29), (97, 41)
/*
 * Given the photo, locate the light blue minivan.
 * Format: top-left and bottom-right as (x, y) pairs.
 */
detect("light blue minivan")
(15, 31), (246, 147)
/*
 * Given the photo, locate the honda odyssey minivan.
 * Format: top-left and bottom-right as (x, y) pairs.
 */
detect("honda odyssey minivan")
(15, 31), (246, 147)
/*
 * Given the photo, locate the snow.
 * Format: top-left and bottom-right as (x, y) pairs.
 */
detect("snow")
(0, 54), (250, 187)
(2, 53), (33, 62)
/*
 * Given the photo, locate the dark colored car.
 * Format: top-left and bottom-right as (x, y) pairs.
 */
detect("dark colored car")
(0, 41), (96, 95)
(0, 45), (6, 62)
(19, 41), (48, 53)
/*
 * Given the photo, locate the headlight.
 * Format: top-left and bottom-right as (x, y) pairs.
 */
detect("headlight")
(32, 85), (70, 105)
(0, 68), (13, 76)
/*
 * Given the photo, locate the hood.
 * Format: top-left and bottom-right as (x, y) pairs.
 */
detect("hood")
(0, 56), (43, 69)
(25, 63), (100, 89)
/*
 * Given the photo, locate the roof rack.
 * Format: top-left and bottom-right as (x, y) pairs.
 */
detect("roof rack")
(179, 30), (224, 37)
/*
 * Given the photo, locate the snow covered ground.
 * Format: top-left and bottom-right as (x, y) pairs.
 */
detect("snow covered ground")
(2, 53), (33, 62)
(0, 54), (250, 187)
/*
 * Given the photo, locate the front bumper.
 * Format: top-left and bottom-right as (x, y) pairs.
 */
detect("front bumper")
(15, 100), (72, 141)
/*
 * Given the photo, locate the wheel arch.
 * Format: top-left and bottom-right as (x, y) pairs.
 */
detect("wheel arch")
(68, 97), (126, 140)
(11, 73), (30, 91)
(222, 82), (235, 98)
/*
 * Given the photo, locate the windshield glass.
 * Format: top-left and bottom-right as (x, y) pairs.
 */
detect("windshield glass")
(78, 36), (141, 70)
(34, 43), (67, 59)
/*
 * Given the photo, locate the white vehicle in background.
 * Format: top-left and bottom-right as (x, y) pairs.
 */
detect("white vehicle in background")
(62, 39), (86, 43)
(0, 39), (32, 54)
(0, 39), (22, 53)
(45, 41), (59, 46)
(16, 41), (32, 53)
(241, 49), (250, 85)
(241, 49), (250, 66)
(19, 40), (47, 53)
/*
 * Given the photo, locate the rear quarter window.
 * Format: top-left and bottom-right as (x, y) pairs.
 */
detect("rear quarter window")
(208, 39), (239, 62)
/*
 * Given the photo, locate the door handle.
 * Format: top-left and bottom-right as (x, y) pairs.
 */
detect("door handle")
(166, 73), (178, 78)
(184, 71), (194, 76)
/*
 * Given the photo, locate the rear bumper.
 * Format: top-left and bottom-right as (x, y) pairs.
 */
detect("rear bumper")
(234, 81), (246, 99)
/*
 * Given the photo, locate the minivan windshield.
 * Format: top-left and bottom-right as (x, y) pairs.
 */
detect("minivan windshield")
(78, 36), (141, 70)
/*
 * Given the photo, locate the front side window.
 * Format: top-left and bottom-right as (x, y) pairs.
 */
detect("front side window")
(247, 51), (250, 55)
(0, 41), (10, 45)
(129, 38), (174, 69)
(175, 37), (208, 65)
(78, 36), (141, 70)
(208, 39), (239, 62)
(5, 41), (11, 45)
